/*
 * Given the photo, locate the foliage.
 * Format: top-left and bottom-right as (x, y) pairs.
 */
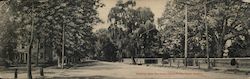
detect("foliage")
(0, 1), (19, 61)
(94, 29), (117, 61)
(0, 0), (104, 62)
(106, 0), (161, 61)
(158, 0), (250, 58)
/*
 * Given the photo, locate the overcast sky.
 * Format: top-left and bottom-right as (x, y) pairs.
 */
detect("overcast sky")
(93, 0), (167, 32)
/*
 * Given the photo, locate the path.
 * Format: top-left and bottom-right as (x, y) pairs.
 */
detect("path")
(0, 60), (249, 79)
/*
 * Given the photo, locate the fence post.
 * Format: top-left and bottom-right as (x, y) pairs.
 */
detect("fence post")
(14, 68), (18, 79)
(40, 67), (44, 76)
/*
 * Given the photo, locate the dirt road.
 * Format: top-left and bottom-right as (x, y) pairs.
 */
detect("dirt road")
(0, 60), (249, 79)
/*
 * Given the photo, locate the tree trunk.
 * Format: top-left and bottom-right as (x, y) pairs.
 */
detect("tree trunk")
(27, 1), (34, 78)
(131, 43), (137, 65)
(131, 46), (136, 64)
(215, 41), (223, 58)
(131, 57), (136, 64)
(27, 34), (33, 79)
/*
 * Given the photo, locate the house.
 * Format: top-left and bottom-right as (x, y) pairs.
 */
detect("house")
(16, 41), (56, 64)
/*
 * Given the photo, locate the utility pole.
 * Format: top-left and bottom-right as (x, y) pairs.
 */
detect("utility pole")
(36, 39), (40, 66)
(204, 0), (211, 69)
(184, 4), (188, 67)
(62, 21), (65, 69)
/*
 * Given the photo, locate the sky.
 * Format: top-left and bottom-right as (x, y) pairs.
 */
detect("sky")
(93, 0), (167, 32)
(242, 0), (250, 3)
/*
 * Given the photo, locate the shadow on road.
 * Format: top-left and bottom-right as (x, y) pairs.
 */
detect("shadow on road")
(36, 75), (124, 79)
(72, 60), (103, 68)
(70, 60), (122, 71)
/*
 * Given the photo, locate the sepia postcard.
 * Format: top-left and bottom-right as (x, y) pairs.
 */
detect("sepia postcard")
(0, 0), (250, 79)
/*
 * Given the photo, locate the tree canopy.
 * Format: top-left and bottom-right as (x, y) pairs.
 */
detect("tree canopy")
(158, 0), (250, 58)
